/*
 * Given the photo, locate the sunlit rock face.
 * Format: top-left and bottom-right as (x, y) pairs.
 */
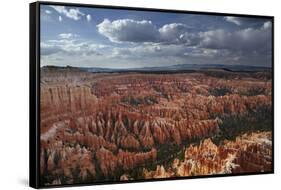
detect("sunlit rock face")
(143, 132), (272, 179)
(40, 67), (272, 185)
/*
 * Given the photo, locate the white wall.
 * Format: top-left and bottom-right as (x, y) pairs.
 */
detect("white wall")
(0, 0), (279, 189)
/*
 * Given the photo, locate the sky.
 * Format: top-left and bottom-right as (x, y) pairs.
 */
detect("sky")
(40, 4), (272, 68)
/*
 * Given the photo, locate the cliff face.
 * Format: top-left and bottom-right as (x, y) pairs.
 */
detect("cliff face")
(40, 68), (272, 185)
(40, 86), (98, 131)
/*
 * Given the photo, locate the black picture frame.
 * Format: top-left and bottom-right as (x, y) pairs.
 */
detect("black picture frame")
(30, 1), (274, 188)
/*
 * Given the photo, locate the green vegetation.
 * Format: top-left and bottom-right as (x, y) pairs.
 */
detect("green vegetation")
(121, 95), (159, 106)
(239, 86), (267, 96)
(209, 86), (232, 96)
(212, 105), (272, 144)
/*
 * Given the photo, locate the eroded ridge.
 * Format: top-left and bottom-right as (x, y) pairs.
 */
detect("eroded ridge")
(40, 67), (272, 185)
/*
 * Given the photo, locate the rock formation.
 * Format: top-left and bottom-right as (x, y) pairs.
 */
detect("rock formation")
(40, 67), (272, 185)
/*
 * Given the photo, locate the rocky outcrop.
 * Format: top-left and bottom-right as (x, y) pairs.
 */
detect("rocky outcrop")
(143, 132), (272, 179)
(143, 165), (174, 179)
(228, 132), (272, 173)
(96, 147), (157, 176)
(41, 143), (96, 185)
(40, 86), (98, 132)
(96, 147), (118, 177)
(40, 68), (272, 184)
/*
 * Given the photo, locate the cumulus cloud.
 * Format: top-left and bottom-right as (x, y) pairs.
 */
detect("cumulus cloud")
(97, 19), (197, 44)
(97, 18), (271, 54)
(111, 45), (161, 58)
(262, 21), (272, 29)
(50, 5), (85, 21)
(102, 19), (271, 66)
(224, 16), (242, 25)
(97, 19), (200, 45)
(97, 19), (159, 43)
(41, 39), (105, 57)
(58, 33), (78, 39)
(95, 18), (272, 66)
(159, 23), (189, 42)
(198, 22), (272, 52)
(111, 44), (191, 60)
(86, 14), (92, 22)
(224, 16), (269, 28)
(41, 42), (64, 56)
(45, 10), (52, 14)
(109, 44), (250, 67)
(42, 13), (272, 67)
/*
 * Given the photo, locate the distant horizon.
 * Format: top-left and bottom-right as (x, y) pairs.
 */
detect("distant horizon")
(40, 5), (272, 68)
(40, 63), (272, 69)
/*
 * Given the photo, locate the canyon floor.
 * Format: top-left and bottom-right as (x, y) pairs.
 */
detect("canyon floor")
(39, 66), (273, 186)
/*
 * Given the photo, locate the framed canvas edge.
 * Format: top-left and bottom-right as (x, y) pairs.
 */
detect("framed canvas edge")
(30, 2), (41, 189)
(29, 1), (275, 189)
